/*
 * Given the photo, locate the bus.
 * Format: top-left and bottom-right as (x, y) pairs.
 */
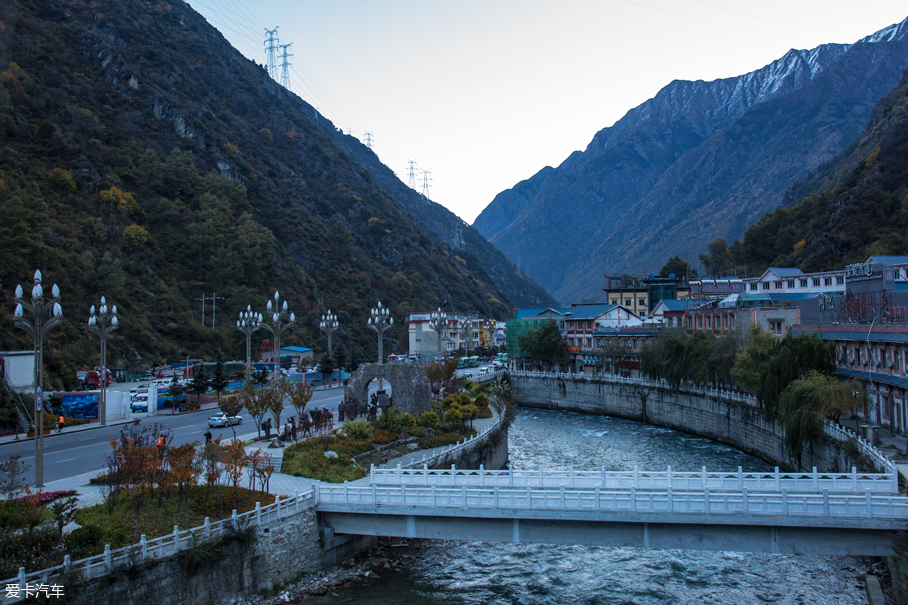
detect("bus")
(467, 356), (480, 368)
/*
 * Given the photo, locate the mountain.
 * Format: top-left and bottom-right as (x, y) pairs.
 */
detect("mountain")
(0, 0), (550, 388)
(735, 66), (908, 271)
(474, 17), (908, 304)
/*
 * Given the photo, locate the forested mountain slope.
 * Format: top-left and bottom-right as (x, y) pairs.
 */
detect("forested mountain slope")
(0, 0), (536, 387)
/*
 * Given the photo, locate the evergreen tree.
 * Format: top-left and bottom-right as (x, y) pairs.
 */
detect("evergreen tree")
(189, 368), (210, 406)
(210, 353), (230, 403)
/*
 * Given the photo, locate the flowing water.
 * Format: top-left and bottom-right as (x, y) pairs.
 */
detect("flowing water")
(304, 408), (873, 604)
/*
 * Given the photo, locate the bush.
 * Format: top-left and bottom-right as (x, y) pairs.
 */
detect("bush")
(64, 524), (104, 558)
(372, 429), (398, 445)
(417, 432), (463, 449)
(342, 418), (373, 442)
(417, 411), (439, 429)
(476, 405), (493, 419)
(281, 435), (371, 483)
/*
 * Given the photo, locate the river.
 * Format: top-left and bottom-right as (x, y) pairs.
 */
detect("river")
(304, 408), (873, 604)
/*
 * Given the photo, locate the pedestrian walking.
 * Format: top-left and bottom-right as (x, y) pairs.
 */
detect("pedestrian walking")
(156, 435), (166, 458)
(204, 429), (212, 444)
(57, 415), (64, 433)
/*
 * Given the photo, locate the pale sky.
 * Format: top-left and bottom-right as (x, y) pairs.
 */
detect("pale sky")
(186, 0), (908, 224)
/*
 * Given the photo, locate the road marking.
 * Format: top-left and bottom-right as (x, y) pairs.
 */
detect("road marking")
(81, 437), (95, 441)
(56, 458), (75, 463)
(189, 430), (203, 434)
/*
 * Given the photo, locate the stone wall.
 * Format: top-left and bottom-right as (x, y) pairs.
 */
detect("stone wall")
(70, 500), (376, 605)
(512, 375), (865, 472)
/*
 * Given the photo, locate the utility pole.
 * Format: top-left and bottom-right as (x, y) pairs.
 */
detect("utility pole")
(407, 160), (418, 190)
(420, 169), (432, 200)
(195, 294), (208, 326)
(685, 218), (701, 283)
(211, 293), (226, 329)
(263, 27), (279, 84)
(278, 43), (292, 90)
(364, 132), (373, 149)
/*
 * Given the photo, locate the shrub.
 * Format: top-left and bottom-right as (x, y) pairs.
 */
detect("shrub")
(476, 405), (493, 419)
(342, 418), (373, 442)
(417, 432), (463, 449)
(281, 435), (371, 483)
(417, 411), (439, 429)
(372, 430), (398, 445)
(64, 524), (104, 559)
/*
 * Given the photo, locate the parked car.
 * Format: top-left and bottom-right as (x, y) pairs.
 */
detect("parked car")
(130, 394), (149, 413)
(208, 412), (242, 427)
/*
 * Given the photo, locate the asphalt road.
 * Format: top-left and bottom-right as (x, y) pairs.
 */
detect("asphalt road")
(0, 387), (346, 483)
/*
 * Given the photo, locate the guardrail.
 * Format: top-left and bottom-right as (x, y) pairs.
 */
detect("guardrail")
(393, 410), (506, 470)
(370, 464), (898, 494)
(316, 483), (908, 520)
(0, 490), (315, 602)
(511, 370), (898, 483)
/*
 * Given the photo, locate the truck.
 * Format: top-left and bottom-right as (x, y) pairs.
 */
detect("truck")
(78, 368), (112, 390)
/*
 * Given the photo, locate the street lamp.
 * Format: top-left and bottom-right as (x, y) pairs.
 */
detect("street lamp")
(259, 291), (295, 374)
(236, 305), (262, 377)
(13, 270), (63, 488)
(320, 311), (339, 357)
(428, 308), (447, 358)
(368, 301), (393, 390)
(87, 297), (119, 427)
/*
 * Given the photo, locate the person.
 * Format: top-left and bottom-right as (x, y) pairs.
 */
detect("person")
(57, 416), (64, 433)
(204, 429), (212, 444)
(156, 435), (166, 458)
(264, 418), (272, 438)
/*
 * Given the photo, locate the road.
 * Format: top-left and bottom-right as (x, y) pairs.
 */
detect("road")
(0, 386), (346, 483)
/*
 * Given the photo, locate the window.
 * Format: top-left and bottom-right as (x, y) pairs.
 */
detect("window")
(586, 320), (592, 330)
(625, 299), (631, 306)
(812, 278), (821, 287)
(696, 316), (702, 329)
(706, 316), (712, 329)
(569, 338), (575, 347)
(633, 339), (638, 350)
(750, 283), (758, 291)
(800, 279), (808, 288)
(769, 319), (783, 335)
(724, 315), (729, 330)
(596, 339), (602, 348)
(639, 298), (646, 307)
(611, 299), (618, 305)
(787, 280), (795, 288)
(836, 276), (844, 285)
(761, 282), (770, 290)
(730, 315), (735, 329)
(824, 277), (832, 286)
(774, 281), (783, 290)
(686, 316), (693, 329)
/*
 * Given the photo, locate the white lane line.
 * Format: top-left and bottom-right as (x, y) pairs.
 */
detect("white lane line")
(189, 430), (203, 434)
(56, 458), (76, 463)
(81, 437), (95, 441)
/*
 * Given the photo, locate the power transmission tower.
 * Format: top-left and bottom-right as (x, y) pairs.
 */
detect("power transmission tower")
(420, 169), (432, 200)
(364, 132), (373, 148)
(453, 224), (465, 249)
(407, 160), (418, 189)
(263, 27), (279, 84)
(278, 43), (292, 90)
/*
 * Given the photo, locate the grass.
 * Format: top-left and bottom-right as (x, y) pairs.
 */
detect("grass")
(75, 485), (276, 549)
(281, 435), (372, 483)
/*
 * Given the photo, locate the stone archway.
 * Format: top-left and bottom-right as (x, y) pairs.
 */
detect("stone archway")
(344, 363), (432, 416)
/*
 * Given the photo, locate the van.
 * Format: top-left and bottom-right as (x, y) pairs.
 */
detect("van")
(130, 394), (149, 413)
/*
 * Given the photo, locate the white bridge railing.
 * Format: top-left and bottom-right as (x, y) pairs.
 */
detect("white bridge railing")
(316, 483), (908, 520)
(371, 464), (899, 494)
(1, 490), (315, 602)
(397, 410), (505, 470)
(511, 370), (898, 478)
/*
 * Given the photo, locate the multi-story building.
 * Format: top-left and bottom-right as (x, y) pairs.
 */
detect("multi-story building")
(407, 312), (503, 358)
(603, 276), (690, 317)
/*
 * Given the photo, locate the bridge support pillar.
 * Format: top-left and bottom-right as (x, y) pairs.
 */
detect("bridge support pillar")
(406, 515), (416, 538)
(512, 519), (520, 543)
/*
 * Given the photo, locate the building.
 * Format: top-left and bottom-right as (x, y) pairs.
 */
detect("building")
(603, 275), (690, 317)
(407, 312), (503, 358)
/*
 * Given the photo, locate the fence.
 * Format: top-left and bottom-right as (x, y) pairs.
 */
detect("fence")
(370, 464), (898, 494)
(394, 410), (506, 470)
(316, 483), (908, 520)
(1, 490), (315, 602)
(510, 370), (897, 480)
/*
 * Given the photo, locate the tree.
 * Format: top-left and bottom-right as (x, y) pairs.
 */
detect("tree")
(318, 354), (335, 388)
(699, 238), (731, 276)
(517, 319), (568, 366)
(189, 367), (210, 406)
(659, 255), (698, 280)
(287, 381), (315, 440)
(168, 374), (185, 414)
(251, 367), (269, 386)
(489, 377), (519, 423)
(779, 372), (858, 466)
(262, 377), (289, 431)
(210, 354), (230, 403)
(218, 395), (244, 441)
(240, 382), (269, 437)
(333, 346), (347, 383)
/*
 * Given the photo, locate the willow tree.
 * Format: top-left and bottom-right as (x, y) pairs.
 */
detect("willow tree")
(779, 371), (857, 466)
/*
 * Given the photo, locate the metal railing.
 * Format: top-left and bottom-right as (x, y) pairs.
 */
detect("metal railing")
(1, 491), (315, 601)
(370, 463), (898, 494)
(3, 377), (32, 432)
(316, 483), (908, 520)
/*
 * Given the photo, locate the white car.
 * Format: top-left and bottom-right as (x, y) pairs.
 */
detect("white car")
(208, 412), (242, 427)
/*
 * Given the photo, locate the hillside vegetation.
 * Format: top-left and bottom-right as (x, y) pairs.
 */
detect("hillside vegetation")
(0, 0), (526, 388)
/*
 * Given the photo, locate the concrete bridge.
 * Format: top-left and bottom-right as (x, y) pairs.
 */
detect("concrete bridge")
(316, 466), (908, 555)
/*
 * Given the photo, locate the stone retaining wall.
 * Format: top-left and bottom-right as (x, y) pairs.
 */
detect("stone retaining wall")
(512, 375), (865, 472)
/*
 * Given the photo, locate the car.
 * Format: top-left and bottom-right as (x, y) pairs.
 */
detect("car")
(208, 412), (242, 427)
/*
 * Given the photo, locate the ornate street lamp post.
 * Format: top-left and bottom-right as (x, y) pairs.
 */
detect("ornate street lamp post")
(13, 270), (63, 488)
(368, 301), (393, 390)
(428, 308), (447, 358)
(259, 291), (295, 375)
(87, 297), (119, 427)
(320, 311), (339, 357)
(236, 305), (262, 377)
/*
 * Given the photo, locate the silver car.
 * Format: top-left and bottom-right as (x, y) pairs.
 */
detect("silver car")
(207, 412), (242, 427)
